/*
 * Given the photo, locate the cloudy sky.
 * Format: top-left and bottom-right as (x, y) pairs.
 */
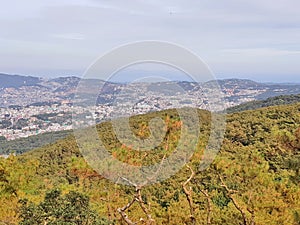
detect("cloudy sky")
(1, 0), (300, 82)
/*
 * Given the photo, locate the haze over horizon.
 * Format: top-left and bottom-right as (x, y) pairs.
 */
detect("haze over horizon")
(1, 0), (300, 83)
(1, 70), (300, 85)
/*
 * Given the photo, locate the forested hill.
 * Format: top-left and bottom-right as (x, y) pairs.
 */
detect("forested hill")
(0, 104), (300, 224)
(227, 93), (300, 113)
(0, 130), (72, 155)
(0, 73), (41, 88)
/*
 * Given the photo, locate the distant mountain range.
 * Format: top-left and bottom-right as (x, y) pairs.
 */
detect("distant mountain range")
(1, 73), (300, 108)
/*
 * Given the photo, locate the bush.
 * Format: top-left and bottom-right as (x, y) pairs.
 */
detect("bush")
(18, 189), (112, 225)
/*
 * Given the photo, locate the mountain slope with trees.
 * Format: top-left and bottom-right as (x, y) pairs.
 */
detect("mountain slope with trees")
(226, 93), (300, 113)
(0, 104), (299, 224)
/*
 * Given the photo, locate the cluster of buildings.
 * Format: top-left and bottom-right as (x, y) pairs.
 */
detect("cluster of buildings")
(0, 80), (287, 141)
(0, 103), (72, 140)
(0, 83), (209, 140)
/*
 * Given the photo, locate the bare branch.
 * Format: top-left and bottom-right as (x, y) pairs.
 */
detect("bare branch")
(182, 165), (196, 225)
(136, 188), (155, 225)
(218, 174), (247, 225)
(246, 192), (255, 225)
(117, 185), (155, 225)
(117, 149), (167, 224)
(117, 197), (137, 225)
(199, 189), (212, 225)
(120, 176), (137, 187)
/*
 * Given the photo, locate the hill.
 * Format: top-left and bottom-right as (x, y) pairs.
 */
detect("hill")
(0, 73), (41, 89)
(227, 93), (300, 113)
(0, 130), (72, 155)
(0, 104), (300, 224)
(1, 73), (300, 108)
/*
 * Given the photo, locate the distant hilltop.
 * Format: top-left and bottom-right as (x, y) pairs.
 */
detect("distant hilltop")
(0, 73), (80, 89)
(0, 73), (300, 108)
(0, 73), (42, 88)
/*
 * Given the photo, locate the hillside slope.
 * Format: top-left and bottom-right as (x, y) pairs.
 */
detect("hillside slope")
(0, 105), (299, 225)
(0, 130), (72, 155)
(227, 93), (300, 113)
(0, 73), (41, 88)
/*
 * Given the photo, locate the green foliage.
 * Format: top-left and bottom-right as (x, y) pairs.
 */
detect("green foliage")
(0, 136), (6, 141)
(0, 104), (299, 224)
(294, 211), (300, 225)
(212, 191), (230, 209)
(0, 130), (72, 155)
(18, 189), (111, 225)
(227, 93), (300, 113)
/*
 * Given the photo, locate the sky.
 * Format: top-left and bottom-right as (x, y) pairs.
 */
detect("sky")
(0, 0), (300, 83)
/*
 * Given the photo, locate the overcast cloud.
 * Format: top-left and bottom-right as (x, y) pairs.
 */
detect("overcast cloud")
(0, 0), (299, 82)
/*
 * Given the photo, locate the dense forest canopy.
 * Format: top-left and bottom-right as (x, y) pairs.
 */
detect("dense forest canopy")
(0, 130), (72, 155)
(226, 93), (300, 113)
(0, 103), (299, 224)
